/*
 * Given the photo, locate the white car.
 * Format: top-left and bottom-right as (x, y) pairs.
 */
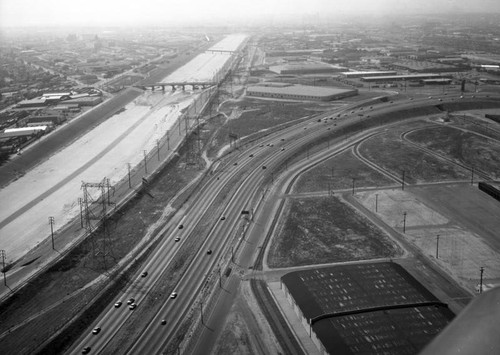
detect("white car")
(170, 292), (178, 299)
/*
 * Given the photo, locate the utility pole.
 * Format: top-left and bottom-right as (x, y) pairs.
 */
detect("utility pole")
(0, 250), (6, 286)
(436, 234), (440, 259)
(48, 216), (55, 250)
(403, 212), (407, 233)
(127, 163), (132, 188)
(143, 150), (148, 174)
(479, 267), (484, 293)
(200, 300), (204, 325)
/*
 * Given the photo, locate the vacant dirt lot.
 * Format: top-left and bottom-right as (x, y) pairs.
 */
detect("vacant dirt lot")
(267, 196), (403, 268)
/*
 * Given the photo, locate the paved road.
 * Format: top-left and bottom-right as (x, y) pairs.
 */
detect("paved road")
(68, 92), (500, 354)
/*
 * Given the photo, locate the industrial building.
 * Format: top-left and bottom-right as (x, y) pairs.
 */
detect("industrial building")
(361, 73), (451, 82)
(281, 263), (453, 355)
(246, 83), (357, 101)
(341, 71), (397, 78)
(16, 97), (49, 109)
(63, 96), (102, 106)
(269, 63), (345, 75)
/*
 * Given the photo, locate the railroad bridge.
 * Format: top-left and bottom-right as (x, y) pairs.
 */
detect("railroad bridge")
(136, 81), (215, 91)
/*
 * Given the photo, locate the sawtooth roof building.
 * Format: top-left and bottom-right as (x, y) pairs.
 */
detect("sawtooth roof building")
(281, 262), (454, 355)
(246, 83), (357, 102)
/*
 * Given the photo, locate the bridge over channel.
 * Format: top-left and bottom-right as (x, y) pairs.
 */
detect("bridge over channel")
(136, 82), (216, 91)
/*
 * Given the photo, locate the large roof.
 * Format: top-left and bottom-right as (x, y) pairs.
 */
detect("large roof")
(282, 262), (454, 354)
(247, 84), (356, 98)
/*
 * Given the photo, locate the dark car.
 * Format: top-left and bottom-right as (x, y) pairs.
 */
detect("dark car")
(114, 301), (122, 308)
(129, 303), (137, 310)
(127, 298), (135, 305)
(161, 319), (167, 325)
(175, 237), (180, 242)
(92, 327), (101, 335)
(141, 271), (148, 278)
(207, 249), (213, 255)
(82, 347), (91, 354)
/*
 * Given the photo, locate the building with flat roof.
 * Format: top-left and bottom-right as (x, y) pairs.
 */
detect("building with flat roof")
(361, 73), (451, 82)
(246, 83), (357, 101)
(269, 63), (345, 75)
(63, 96), (102, 106)
(16, 97), (48, 108)
(281, 262), (454, 355)
(341, 71), (397, 78)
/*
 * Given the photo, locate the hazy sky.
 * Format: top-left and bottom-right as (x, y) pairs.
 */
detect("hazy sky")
(2, 0), (500, 27)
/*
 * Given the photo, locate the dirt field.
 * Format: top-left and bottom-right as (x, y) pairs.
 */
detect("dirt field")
(355, 186), (500, 293)
(210, 282), (282, 355)
(293, 148), (395, 193)
(267, 196), (403, 268)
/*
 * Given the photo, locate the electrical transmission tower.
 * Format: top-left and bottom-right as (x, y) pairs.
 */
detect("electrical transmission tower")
(81, 178), (116, 270)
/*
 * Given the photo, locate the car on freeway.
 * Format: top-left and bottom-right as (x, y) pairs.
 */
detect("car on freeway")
(175, 237), (180, 242)
(141, 271), (148, 278)
(114, 301), (122, 308)
(207, 249), (213, 255)
(220, 216), (226, 220)
(233, 162), (238, 166)
(259, 144), (264, 147)
(127, 298), (135, 305)
(170, 292), (178, 299)
(82, 347), (91, 354)
(129, 303), (137, 310)
(178, 224), (184, 230)
(92, 327), (101, 335)
(161, 319), (167, 325)
(249, 154), (254, 158)
(281, 138), (285, 141)
(281, 148), (285, 151)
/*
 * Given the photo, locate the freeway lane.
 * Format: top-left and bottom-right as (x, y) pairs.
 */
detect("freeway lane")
(70, 91), (499, 354)
(123, 95), (411, 353)
(69, 95), (363, 355)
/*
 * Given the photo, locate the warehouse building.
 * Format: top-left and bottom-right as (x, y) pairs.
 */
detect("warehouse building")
(16, 97), (48, 109)
(63, 96), (102, 106)
(341, 71), (397, 78)
(246, 83), (357, 101)
(361, 73), (451, 82)
(269, 63), (345, 75)
(281, 262), (453, 355)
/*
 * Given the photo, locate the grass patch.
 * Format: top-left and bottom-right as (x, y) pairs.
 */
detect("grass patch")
(358, 124), (470, 184)
(268, 196), (403, 268)
(406, 125), (500, 179)
(294, 148), (395, 193)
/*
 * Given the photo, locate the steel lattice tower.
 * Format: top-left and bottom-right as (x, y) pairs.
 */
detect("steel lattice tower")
(81, 178), (116, 270)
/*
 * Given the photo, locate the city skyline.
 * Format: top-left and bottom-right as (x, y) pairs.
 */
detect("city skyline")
(2, 0), (500, 28)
